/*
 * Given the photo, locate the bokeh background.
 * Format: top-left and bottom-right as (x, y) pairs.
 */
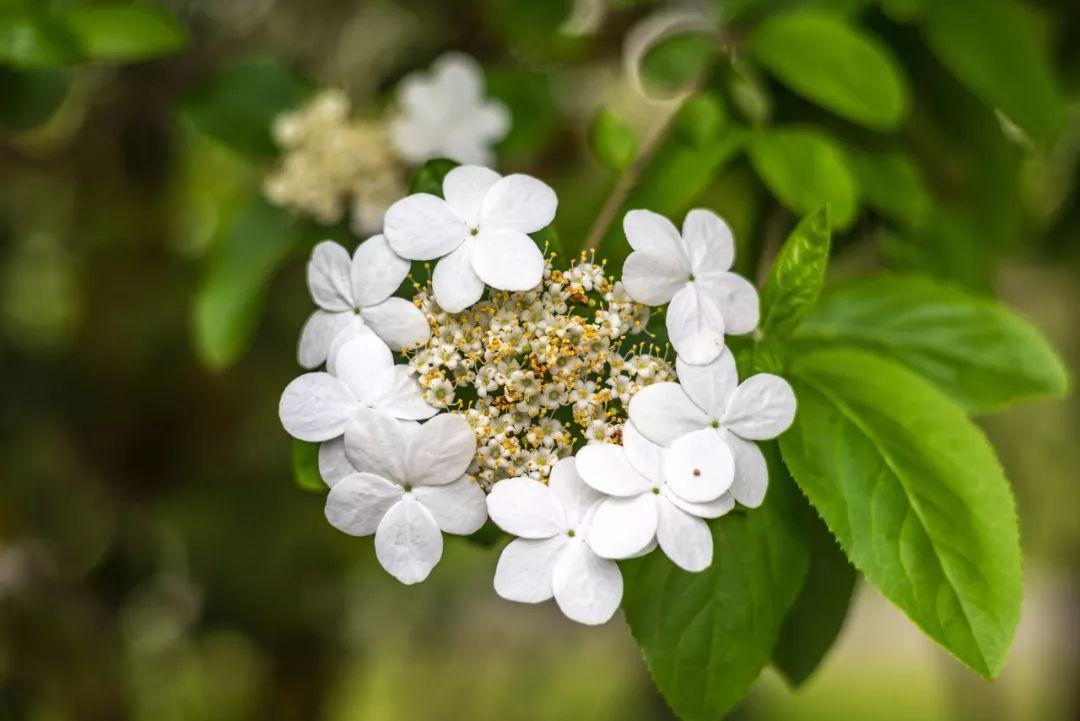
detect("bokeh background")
(1, 0), (1078, 719)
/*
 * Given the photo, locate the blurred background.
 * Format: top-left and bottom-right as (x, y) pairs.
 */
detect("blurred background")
(1, 0), (1078, 719)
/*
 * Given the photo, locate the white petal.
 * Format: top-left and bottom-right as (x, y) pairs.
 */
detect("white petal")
(681, 208), (734, 274)
(413, 475), (487, 534)
(343, 407), (410, 484)
(723, 430), (769, 508)
(279, 373), (357, 442)
(621, 250), (689, 306)
(325, 317), (373, 375)
(307, 241), (354, 311)
(552, 538), (623, 625)
(574, 443), (652, 497)
(547, 457), (604, 529)
(325, 472), (403, 536)
(697, 272), (760, 335)
(665, 487), (735, 519)
(406, 413), (476, 486)
(472, 101), (511, 141)
(318, 437), (354, 487)
(486, 477), (567, 538)
(361, 297), (431, 351)
(667, 283), (727, 366)
(442, 165), (501, 227)
(724, 374), (797, 440)
(480, 174), (557, 234)
(350, 234), (410, 308)
(389, 117), (435, 164)
(432, 240), (485, 313)
(628, 382), (710, 446)
(656, 498), (713, 572)
(333, 335), (394, 403)
(297, 310), (351, 369)
(493, 536), (566, 603)
(621, 422), (666, 483)
(374, 496), (443, 584)
(470, 229), (544, 292)
(675, 350), (738, 419)
(384, 193), (467, 260)
(433, 52), (484, 104)
(587, 494), (658, 559)
(622, 209), (684, 254)
(373, 366), (437, 420)
(664, 428), (734, 503)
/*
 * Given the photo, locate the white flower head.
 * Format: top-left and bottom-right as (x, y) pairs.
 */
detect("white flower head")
(280, 334), (436, 443)
(390, 52), (510, 166)
(620, 208), (760, 365)
(298, 237), (430, 369)
(384, 165), (557, 313)
(629, 350), (796, 508)
(326, 408), (487, 584)
(486, 458), (623, 625)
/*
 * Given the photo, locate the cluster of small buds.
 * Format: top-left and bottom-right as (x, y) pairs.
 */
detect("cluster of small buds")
(264, 90), (406, 235)
(404, 255), (671, 489)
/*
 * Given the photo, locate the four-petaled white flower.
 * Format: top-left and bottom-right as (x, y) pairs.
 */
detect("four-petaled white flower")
(390, 52), (510, 166)
(629, 350), (796, 508)
(384, 165), (557, 312)
(620, 208), (760, 365)
(575, 423), (733, 572)
(298, 237), (430, 369)
(327, 408), (487, 584)
(486, 458), (623, 625)
(280, 335), (435, 443)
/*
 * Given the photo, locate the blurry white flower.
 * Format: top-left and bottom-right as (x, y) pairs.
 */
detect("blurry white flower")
(620, 209), (759, 365)
(384, 165), (556, 312)
(326, 409), (486, 584)
(486, 459), (623, 625)
(629, 350), (796, 508)
(298, 238), (430, 368)
(390, 53), (510, 166)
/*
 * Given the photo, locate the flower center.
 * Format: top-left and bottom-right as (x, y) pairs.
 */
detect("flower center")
(567, 529), (576, 537)
(469, 227), (479, 236)
(687, 273), (696, 282)
(710, 419), (720, 429)
(403, 483), (413, 492)
(651, 487), (660, 495)
(692, 468), (701, 477)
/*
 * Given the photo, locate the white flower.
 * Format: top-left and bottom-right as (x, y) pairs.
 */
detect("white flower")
(325, 408), (487, 584)
(620, 208), (760, 365)
(628, 350), (796, 508)
(384, 165), (557, 313)
(279, 334), (436, 443)
(390, 53), (510, 166)
(486, 458), (623, 625)
(575, 423), (734, 572)
(298, 237), (430, 369)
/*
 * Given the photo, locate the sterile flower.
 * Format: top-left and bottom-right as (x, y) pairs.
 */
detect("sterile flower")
(389, 52), (510, 166)
(384, 165), (556, 313)
(325, 408), (486, 584)
(628, 350), (796, 508)
(297, 237), (430, 369)
(575, 423), (733, 571)
(620, 208), (759, 365)
(279, 334), (436, 442)
(486, 458), (623, 625)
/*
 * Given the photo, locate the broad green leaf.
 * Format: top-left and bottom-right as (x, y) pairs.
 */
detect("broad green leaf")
(408, 158), (459, 196)
(0, 65), (69, 131)
(0, 14), (78, 67)
(748, 127), (858, 229)
(922, 0), (1061, 144)
(589, 108), (637, 172)
(747, 10), (909, 130)
(640, 32), (716, 97)
(795, 275), (1068, 412)
(622, 464), (810, 721)
(845, 148), (932, 226)
(760, 208), (830, 338)
(673, 92), (726, 148)
(58, 2), (187, 62)
(180, 58), (313, 161)
(292, 440), (325, 493)
(779, 348), (1022, 677)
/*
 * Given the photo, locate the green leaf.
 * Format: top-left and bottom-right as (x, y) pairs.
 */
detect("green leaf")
(408, 158), (459, 196)
(673, 92), (726, 148)
(640, 31), (716, 97)
(747, 10), (909, 130)
(192, 198), (306, 371)
(180, 58), (313, 161)
(292, 440), (325, 493)
(57, 2), (187, 62)
(486, 66), (557, 164)
(922, 0), (1061, 144)
(0, 13), (79, 67)
(0, 65), (69, 131)
(749, 127), (858, 229)
(795, 275), (1068, 412)
(622, 464), (810, 721)
(760, 208), (831, 338)
(589, 108), (637, 172)
(779, 348), (1022, 677)
(845, 148), (932, 225)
